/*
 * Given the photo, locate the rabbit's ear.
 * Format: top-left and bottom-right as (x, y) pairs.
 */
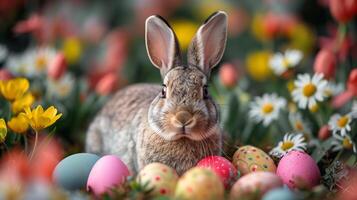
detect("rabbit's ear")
(187, 11), (227, 76)
(145, 15), (181, 76)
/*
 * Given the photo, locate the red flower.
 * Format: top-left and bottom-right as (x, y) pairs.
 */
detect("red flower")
(314, 49), (336, 79)
(31, 138), (63, 183)
(329, 0), (357, 23)
(347, 68), (357, 95)
(48, 53), (67, 80)
(0, 68), (13, 80)
(262, 12), (297, 38)
(219, 63), (239, 88)
(95, 73), (118, 95)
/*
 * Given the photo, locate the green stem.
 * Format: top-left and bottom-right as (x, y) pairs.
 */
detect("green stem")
(336, 23), (347, 53)
(29, 130), (39, 160)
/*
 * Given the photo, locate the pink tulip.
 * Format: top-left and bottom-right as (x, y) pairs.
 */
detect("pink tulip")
(13, 14), (44, 34)
(219, 63), (239, 88)
(329, 0), (357, 23)
(95, 73), (118, 95)
(318, 125), (331, 140)
(48, 53), (67, 80)
(332, 69), (357, 108)
(347, 68), (357, 95)
(314, 49), (336, 79)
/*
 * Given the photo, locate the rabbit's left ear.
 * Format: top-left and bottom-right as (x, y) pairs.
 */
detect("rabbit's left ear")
(187, 11), (227, 76)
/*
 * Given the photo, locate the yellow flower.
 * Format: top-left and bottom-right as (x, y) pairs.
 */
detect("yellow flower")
(62, 37), (82, 64)
(21, 105), (62, 131)
(0, 78), (29, 101)
(11, 93), (35, 113)
(0, 118), (7, 143)
(251, 14), (269, 42)
(288, 24), (314, 54)
(171, 20), (199, 51)
(245, 51), (273, 81)
(7, 115), (29, 134)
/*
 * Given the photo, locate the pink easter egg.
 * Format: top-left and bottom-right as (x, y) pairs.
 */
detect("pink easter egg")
(87, 155), (130, 196)
(230, 171), (283, 199)
(277, 151), (320, 189)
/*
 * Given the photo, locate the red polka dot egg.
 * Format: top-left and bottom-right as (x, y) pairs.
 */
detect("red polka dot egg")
(175, 167), (224, 200)
(137, 163), (178, 197)
(233, 145), (276, 175)
(197, 156), (237, 188)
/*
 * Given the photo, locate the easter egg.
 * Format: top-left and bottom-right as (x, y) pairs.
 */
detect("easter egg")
(53, 153), (100, 190)
(232, 145), (276, 175)
(175, 167), (224, 200)
(230, 172), (283, 199)
(276, 150), (320, 189)
(197, 156), (237, 188)
(87, 155), (130, 196)
(262, 188), (299, 200)
(137, 163), (178, 197)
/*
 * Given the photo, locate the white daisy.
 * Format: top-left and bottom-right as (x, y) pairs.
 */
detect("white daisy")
(249, 93), (286, 126)
(269, 133), (307, 158)
(328, 112), (355, 136)
(269, 49), (303, 75)
(292, 73), (328, 109)
(324, 81), (344, 97)
(0, 45), (8, 62)
(289, 112), (311, 134)
(27, 47), (57, 76)
(46, 73), (75, 99)
(331, 134), (356, 154)
(5, 54), (36, 77)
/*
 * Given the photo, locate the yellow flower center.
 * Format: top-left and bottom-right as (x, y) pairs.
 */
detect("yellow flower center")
(35, 56), (47, 70)
(302, 83), (316, 97)
(262, 103), (274, 114)
(281, 141), (294, 151)
(295, 121), (304, 131)
(337, 116), (349, 128)
(309, 104), (319, 113)
(282, 58), (290, 68)
(342, 137), (353, 149)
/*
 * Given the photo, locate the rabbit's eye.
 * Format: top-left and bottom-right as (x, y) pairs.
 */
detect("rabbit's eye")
(203, 85), (209, 99)
(161, 84), (167, 98)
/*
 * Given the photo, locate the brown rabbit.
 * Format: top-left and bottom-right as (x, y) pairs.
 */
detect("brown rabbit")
(86, 11), (227, 175)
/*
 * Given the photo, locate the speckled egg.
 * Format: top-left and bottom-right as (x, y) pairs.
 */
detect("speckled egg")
(197, 156), (237, 188)
(262, 187), (299, 200)
(87, 155), (130, 196)
(230, 172), (283, 199)
(53, 153), (100, 190)
(277, 150), (320, 189)
(137, 163), (178, 197)
(175, 167), (224, 200)
(232, 145), (276, 175)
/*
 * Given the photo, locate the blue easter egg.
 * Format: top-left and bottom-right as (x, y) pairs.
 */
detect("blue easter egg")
(262, 187), (299, 200)
(53, 153), (100, 190)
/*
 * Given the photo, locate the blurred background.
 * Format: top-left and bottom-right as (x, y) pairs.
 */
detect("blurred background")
(0, 0), (356, 152)
(0, 0), (357, 199)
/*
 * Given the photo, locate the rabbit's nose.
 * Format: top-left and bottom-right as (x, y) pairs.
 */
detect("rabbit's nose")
(174, 111), (193, 126)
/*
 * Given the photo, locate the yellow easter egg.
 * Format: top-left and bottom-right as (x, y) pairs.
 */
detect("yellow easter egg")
(175, 167), (224, 200)
(232, 145), (276, 176)
(137, 163), (178, 197)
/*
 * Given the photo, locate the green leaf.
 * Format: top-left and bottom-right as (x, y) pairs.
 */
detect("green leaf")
(311, 138), (335, 163)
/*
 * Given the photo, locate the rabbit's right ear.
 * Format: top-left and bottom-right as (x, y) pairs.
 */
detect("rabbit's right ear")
(145, 15), (181, 76)
(187, 11), (227, 77)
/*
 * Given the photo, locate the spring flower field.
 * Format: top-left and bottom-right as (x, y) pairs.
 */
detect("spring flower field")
(0, 0), (356, 199)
